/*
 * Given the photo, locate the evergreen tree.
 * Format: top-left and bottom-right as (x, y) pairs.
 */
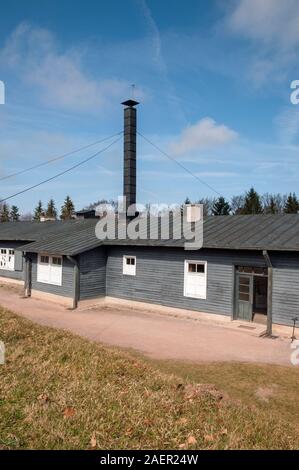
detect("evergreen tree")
(45, 199), (57, 219)
(0, 203), (10, 222)
(10, 205), (20, 221)
(60, 195), (75, 220)
(184, 197), (191, 205)
(33, 200), (43, 221)
(284, 193), (299, 213)
(212, 196), (231, 216)
(240, 188), (262, 214)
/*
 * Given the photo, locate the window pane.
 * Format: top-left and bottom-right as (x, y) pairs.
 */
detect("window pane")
(131, 258), (135, 265)
(253, 266), (268, 275)
(239, 285), (249, 294)
(243, 266), (253, 273)
(239, 276), (250, 285)
(188, 263), (196, 273)
(41, 256), (49, 264)
(52, 257), (62, 266)
(196, 264), (205, 273)
(239, 292), (250, 301)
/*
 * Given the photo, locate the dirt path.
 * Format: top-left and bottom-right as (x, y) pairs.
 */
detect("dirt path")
(0, 286), (293, 366)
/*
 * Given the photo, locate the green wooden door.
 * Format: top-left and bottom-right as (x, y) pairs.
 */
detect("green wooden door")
(236, 274), (253, 321)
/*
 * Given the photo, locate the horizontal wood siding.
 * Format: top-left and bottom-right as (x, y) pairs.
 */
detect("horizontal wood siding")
(31, 253), (74, 298)
(272, 252), (299, 326)
(79, 248), (106, 300)
(106, 247), (266, 316)
(0, 241), (26, 281)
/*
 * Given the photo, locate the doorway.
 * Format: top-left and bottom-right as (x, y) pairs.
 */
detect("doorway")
(235, 266), (268, 324)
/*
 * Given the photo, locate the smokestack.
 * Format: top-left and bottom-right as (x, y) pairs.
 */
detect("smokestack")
(122, 99), (139, 215)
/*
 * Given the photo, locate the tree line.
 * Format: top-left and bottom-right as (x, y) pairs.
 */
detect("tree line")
(0, 188), (299, 222)
(0, 196), (75, 222)
(185, 188), (299, 216)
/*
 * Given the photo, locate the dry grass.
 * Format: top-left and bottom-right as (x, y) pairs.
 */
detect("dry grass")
(0, 306), (298, 450)
(151, 360), (299, 428)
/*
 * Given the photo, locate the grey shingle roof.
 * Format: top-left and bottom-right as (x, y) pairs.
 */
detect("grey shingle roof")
(1, 214), (299, 256)
(0, 220), (86, 241)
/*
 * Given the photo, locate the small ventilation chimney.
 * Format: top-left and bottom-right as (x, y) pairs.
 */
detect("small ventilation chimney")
(122, 99), (139, 215)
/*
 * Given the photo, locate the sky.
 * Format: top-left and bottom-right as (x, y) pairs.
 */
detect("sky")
(1, 0), (299, 214)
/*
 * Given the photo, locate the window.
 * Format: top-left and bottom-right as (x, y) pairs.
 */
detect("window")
(123, 256), (136, 276)
(37, 254), (62, 286)
(184, 260), (207, 299)
(188, 263), (205, 273)
(236, 266), (267, 276)
(52, 257), (62, 266)
(0, 247), (15, 271)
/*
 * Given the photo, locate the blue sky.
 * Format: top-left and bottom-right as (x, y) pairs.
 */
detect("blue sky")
(1, 0), (299, 214)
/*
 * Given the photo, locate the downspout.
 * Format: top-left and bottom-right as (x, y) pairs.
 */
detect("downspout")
(23, 253), (32, 298)
(67, 256), (79, 309)
(263, 250), (273, 336)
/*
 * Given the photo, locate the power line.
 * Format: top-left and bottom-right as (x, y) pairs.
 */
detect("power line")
(138, 131), (223, 197)
(0, 131), (122, 182)
(0, 136), (122, 204)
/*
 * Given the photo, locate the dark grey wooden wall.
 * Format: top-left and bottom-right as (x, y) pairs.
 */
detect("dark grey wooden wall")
(15, 245), (299, 327)
(105, 246), (267, 317)
(271, 252), (299, 326)
(79, 248), (106, 300)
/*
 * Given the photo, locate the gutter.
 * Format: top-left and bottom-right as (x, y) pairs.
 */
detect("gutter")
(262, 250), (273, 336)
(67, 256), (79, 309)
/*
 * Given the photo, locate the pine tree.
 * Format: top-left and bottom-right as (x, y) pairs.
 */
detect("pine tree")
(0, 203), (10, 222)
(240, 188), (262, 214)
(33, 200), (43, 221)
(60, 195), (75, 220)
(284, 193), (299, 213)
(184, 197), (191, 205)
(10, 205), (20, 221)
(212, 196), (231, 216)
(45, 199), (57, 219)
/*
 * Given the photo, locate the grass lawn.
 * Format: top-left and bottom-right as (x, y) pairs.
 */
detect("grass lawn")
(0, 306), (298, 450)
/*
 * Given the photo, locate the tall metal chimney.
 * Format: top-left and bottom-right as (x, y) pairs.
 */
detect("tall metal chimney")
(122, 99), (139, 214)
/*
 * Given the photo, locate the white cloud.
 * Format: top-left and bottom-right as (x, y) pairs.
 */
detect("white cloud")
(0, 23), (140, 113)
(170, 118), (238, 156)
(228, 0), (299, 48)
(225, 0), (299, 86)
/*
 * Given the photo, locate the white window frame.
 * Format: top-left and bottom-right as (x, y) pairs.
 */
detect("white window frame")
(0, 247), (15, 271)
(184, 260), (207, 299)
(123, 255), (136, 276)
(37, 254), (63, 286)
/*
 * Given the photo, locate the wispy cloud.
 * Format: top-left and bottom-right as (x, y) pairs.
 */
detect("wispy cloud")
(225, 0), (299, 86)
(0, 23), (137, 113)
(227, 0), (299, 48)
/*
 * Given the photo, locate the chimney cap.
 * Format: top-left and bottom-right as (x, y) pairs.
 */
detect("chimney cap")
(121, 99), (139, 107)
